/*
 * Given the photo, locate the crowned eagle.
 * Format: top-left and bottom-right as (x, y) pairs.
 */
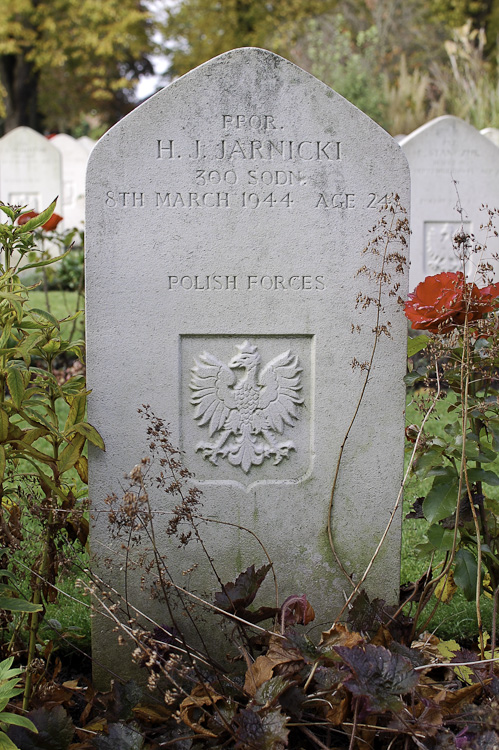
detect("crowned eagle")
(190, 341), (303, 473)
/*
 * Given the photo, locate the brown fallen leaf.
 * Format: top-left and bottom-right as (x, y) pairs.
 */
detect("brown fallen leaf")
(324, 686), (349, 726)
(132, 702), (173, 723)
(244, 655), (275, 696)
(319, 623), (364, 651)
(244, 634), (304, 696)
(179, 683), (225, 738)
(370, 625), (392, 648)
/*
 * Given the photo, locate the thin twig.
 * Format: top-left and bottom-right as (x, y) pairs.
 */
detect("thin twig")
(300, 726), (332, 750)
(194, 514), (279, 611)
(490, 584), (499, 676)
(349, 697), (359, 750)
(334, 358), (441, 624)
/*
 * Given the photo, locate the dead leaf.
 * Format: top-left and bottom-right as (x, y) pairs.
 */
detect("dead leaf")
(245, 634), (304, 696)
(80, 717), (108, 733)
(370, 625), (392, 648)
(436, 682), (485, 714)
(179, 683), (224, 738)
(132, 702), (173, 723)
(324, 686), (349, 725)
(319, 623), (364, 650)
(62, 679), (81, 690)
(435, 571), (458, 603)
(244, 655), (275, 696)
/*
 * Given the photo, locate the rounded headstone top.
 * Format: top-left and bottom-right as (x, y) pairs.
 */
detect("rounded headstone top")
(400, 115), (494, 148)
(0, 125), (60, 153)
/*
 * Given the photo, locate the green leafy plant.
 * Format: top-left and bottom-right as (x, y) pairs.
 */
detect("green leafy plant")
(0, 656), (38, 749)
(404, 220), (499, 651)
(0, 200), (104, 708)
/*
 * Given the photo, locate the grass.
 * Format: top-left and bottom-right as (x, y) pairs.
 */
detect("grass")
(27, 288), (85, 341)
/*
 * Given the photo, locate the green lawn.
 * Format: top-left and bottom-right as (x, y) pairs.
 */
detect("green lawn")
(28, 289), (85, 341)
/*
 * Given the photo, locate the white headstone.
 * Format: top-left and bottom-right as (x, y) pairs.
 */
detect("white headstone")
(0, 126), (62, 216)
(51, 134), (88, 228)
(78, 136), (96, 153)
(480, 127), (499, 148)
(86, 48), (409, 675)
(401, 116), (499, 289)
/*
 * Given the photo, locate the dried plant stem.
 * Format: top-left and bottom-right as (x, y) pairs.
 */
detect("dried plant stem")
(333, 359), (441, 625)
(327, 225), (390, 585)
(299, 726), (332, 750)
(92, 540), (285, 640)
(89, 570), (215, 667)
(194, 514), (279, 610)
(491, 584), (499, 677)
(458, 312), (485, 657)
(413, 654), (499, 670)
(348, 698), (359, 750)
(412, 335), (469, 638)
(303, 661), (319, 692)
(327, 203), (408, 590)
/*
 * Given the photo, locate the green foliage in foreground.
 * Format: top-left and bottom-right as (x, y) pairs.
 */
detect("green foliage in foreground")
(404, 389), (496, 641)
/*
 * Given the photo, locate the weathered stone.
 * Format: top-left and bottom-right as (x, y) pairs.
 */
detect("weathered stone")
(86, 48), (409, 679)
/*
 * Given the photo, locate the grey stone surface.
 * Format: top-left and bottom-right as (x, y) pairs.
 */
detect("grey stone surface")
(481, 127), (499, 147)
(0, 127), (62, 217)
(86, 48), (409, 677)
(400, 116), (499, 289)
(51, 134), (88, 228)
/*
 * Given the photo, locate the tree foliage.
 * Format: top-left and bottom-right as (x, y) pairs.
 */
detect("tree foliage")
(163, 0), (337, 78)
(0, 0), (154, 134)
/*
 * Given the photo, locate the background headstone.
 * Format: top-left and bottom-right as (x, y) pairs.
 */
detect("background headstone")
(0, 127), (62, 216)
(481, 127), (499, 147)
(400, 116), (499, 289)
(86, 48), (409, 677)
(78, 136), (96, 153)
(51, 134), (88, 228)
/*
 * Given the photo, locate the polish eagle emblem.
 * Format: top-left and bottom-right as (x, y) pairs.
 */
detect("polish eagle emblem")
(190, 341), (303, 473)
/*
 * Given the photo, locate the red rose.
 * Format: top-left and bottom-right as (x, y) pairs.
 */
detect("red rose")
(405, 271), (499, 334)
(17, 211), (63, 231)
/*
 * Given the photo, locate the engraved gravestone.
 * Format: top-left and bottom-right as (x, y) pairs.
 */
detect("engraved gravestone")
(0, 127), (62, 217)
(86, 48), (409, 675)
(400, 116), (499, 289)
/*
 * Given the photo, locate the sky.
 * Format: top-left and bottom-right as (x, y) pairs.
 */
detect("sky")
(135, 0), (174, 101)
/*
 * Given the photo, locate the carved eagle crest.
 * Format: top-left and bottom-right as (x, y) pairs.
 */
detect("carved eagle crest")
(190, 341), (303, 473)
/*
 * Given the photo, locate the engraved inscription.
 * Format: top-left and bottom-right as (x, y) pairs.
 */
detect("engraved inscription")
(424, 221), (469, 274)
(104, 114), (396, 211)
(168, 274), (325, 290)
(190, 341), (303, 473)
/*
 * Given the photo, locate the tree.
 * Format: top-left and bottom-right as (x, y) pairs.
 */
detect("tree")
(0, 0), (154, 134)
(163, 0), (337, 78)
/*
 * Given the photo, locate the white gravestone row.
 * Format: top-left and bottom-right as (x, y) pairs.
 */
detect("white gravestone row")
(400, 116), (499, 290)
(86, 48), (409, 678)
(0, 126), (95, 228)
